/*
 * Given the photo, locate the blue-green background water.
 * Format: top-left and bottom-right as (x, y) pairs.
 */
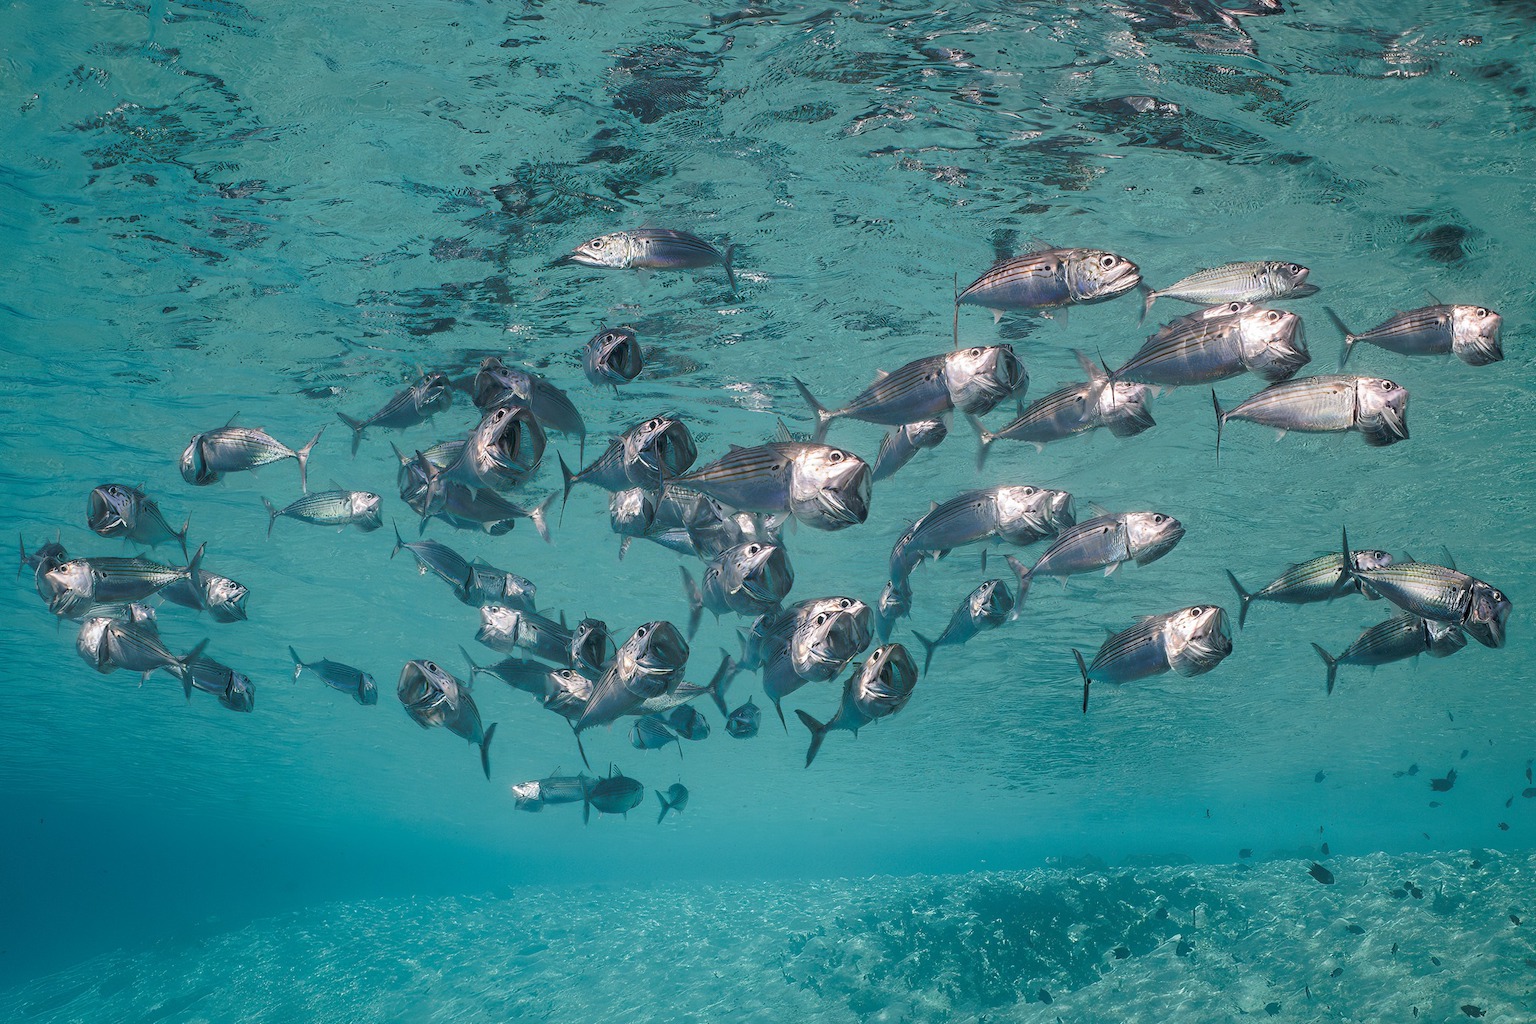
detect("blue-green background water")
(3, 0), (1535, 1018)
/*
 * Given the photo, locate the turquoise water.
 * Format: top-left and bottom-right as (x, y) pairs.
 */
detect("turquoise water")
(3, 0), (1534, 1018)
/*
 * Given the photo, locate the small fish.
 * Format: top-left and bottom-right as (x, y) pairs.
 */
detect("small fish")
(1309, 862), (1335, 884)
(568, 618), (615, 677)
(668, 439), (872, 532)
(583, 327), (644, 389)
(476, 606), (573, 663)
(559, 416), (697, 507)
(668, 704), (709, 740)
(397, 659), (497, 778)
(1339, 528), (1510, 649)
(656, 782), (689, 823)
(1239, 848), (1253, 858)
(262, 490), (382, 537)
(180, 420), (324, 490)
(575, 621), (691, 744)
(912, 579), (1012, 675)
(425, 485), (553, 541)
(872, 419), (949, 481)
(460, 646), (552, 695)
(76, 617), (208, 697)
(1140, 261), (1314, 321)
(159, 564), (248, 623)
(725, 696), (760, 738)
(393, 527), (534, 609)
(874, 578), (913, 642)
(570, 228), (735, 291)
(186, 655), (255, 713)
(956, 244), (1141, 334)
(796, 643), (918, 766)
(629, 714), (683, 756)
(889, 485), (1076, 583)
(1227, 548), (1393, 628)
(793, 345), (1024, 442)
(1074, 605), (1233, 713)
(1430, 769), (1457, 792)
(1212, 375), (1409, 456)
(336, 370), (452, 455)
(1328, 304), (1502, 368)
(971, 353), (1153, 465)
(680, 541), (795, 636)
(511, 772), (592, 812)
(1311, 614), (1466, 694)
(1113, 302), (1309, 386)
(582, 764), (646, 823)
(1461, 1005), (1485, 1018)
(1009, 510), (1184, 609)
(290, 646), (376, 705)
(87, 484), (190, 555)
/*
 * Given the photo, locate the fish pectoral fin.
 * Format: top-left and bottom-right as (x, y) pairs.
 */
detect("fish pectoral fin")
(1273, 429), (1288, 441)
(1103, 563), (1120, 578)
(990, 309), (1004, 324)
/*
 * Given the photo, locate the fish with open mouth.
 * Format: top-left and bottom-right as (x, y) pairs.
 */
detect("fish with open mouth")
(180, 419), (324, 490)
(559, 416), (697, 508)
(262, 490), (382, 537)
(795, 643), (919, 766)
(667, 436), (871, 532)
(872, 419), (949, 481)
(1337, 528), (1509, 649)
(1311, 614), (1466, 694)
(680, 540), (794, 637)
(86, 485), (190, 556)
(889, 485), (1076, 584)
(1073, 605), (1233, 712)
(397, 659), (497, 778)
(1226, 547), (1393, 627)
(336, 370), (452, 455)
(584, 327), (644, 389)
(569, 228), (736, 292)
(471, 357), (587, 453)
(573, 621), (691, 763)
(1212, 375), (1409, 457)
(912, 579), (1012, 675)
(1008, 511), (1185, 609)
(76, 616), (208, 698)
(955, 243), (1141, 337)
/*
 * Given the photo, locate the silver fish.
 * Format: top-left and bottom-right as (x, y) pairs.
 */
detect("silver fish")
(1114, 302), (1309, 386)
(629, 715), (682, 756)
(1141, 261), (1314, 320)
(912, 579), (1012, 675)
(874, 577), (913, 642)
(739, 596), (867, 672)
(680, 541), (794, 637)
(397, 659), (496, 778)
(476, 606), (573, 663)
(1328, 304), (1502, 368)
(40, 546), (206, 618)
(180, 421), (324, 490)
(582, 765), (646, 823)
(761, 601), (873, 724)
(511, 773), (592, 812)
(1212, 375), (1409, 456)
(584, 326), (645, 389)
(956, 245), (1141, 329)
(1311, 615), (1466, 694)
(656, 782), (689, 823)
(559, 416), (698, 505)
(889, 485), (1075, 583)
(159, 563), (247, 623)
(576, 621), (691, 742)
(1074, 605), (1233, 712)
(793, 345), (1025, 442)
(186, 655), (255, 712)
(569, 618), (615, 677)
(262, 490), (382, 538)
(1009, 511), (1185, 609)
(420, 485), (552, 541)
(725, 696), (760, 738)
(460, 645), (554, 695)
(668, 704), (709, 741)
(87, 485), (189, 555)
(1339, 529), (1509, 649)
(336, 370), (452, 455)
(543, 668), (595, 721)
(872, 419), (949, 481)
(668, 440), (871, 531)
(973, 355), (1153, 465)
(570, 228), (736, 291)
(76, 617), (207, 698)
(609, 487), (658, 539)
(795, 643), (918, 766)
(440, 405), (547, 492)
(1226, 548), (1393, 627)
(19, 535), (69, 592)
(290, 646), (377, 705)
(471, 357), (587, 453)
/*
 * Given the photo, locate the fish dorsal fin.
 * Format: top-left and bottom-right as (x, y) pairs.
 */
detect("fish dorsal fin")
(1089, 502), (1113, 518)
(928, 501), (941, 514)
(224, 411), (240, 427)
(1073, 349), (1105, 383)
(727, 443), (745, 453)
(873, 369), (890, 380)
(1425, 290), (1443, 306)
(775, 419), (794, 444)
(1024, 238), (1058, 254)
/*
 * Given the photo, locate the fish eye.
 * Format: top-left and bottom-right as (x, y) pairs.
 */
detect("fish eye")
(829, 451), (844, 463)
(1380, 380), (1398, 390)
(1187, 607), (1203, 617)
(746, 544), (760, 554)
(1288, 263), (1303, 273)
(636, 625), (649, 637)
(1477, 307), (1490, 317)
(643, 418), (658, 429)
(1100, 255), (1117, 268)
(814, 613), (829, 626)
(1493, 590), (1503, 601)
(969, 347), (983, 357)
(1227, 302), (1242, 313)
(1023, 487), (1035, 495)
(1153, 514), (1165, 523)
(426, 662), (438, 672)
(1266, 311), (1281, 322)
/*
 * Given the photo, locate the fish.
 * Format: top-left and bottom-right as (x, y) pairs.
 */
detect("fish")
(629, 714), (683, 756)
(1073, 605), (1233, 712)
(874, 578), (913, 642)
(1327, 304), (1502, 368)
(180, 420), (324, 490)
(476, 606), (573, 664)
(656, 782), (689, 823)
(40, 546), (206, 619)
(19, 535), (69, 591)
(1338, 528), (1510, 649)
(1009, 511), (1185, 609)
(668, 704), (709, 740)
(158, 565), (248, 623)
(424, 485), (553, 541)
(559, 416), (697, 507)
(392, 527), (485, 607)
(575, 621), (690, 743)
(955, 244), (1141, 334)
(397, 659), (497, 778)
(75, 617), (208, 698)
(971, 353), (1154, 465)
(889, 485), (1076, 583)
(1227, 548), (1394, 627)
(460, 645), (553, 695)
(436, 406), (546, 492)
(568, 618), (615, 677)
(186, 655), (255, 712)
(872, 419), (949, 481)
(262, 490), (382, 537)
(542, 669), (595, 722)
(583, 326), (645, 389)
(336, 370), (452, 455)
(667, 438), (872, 532)
(1311, 615), (1467, 693)
(1212, 375), (1410, 456)
(1309, 862), (1335, 884)
(290, 646), (377, 705)
(795, 643), (919, 766)
(1430, 769), (1457, 792)
(793, 345), (1025, 442)
(511, 772), (592, 812)
(471, 357), (587, 453)
(912, 580), (1012, 675)
(86, 485), (189, 555)
(1113, 302), (1309, 386)
(1140, 261), (1314, 321)
(569, 228), (735, 292)
(609, 487), (658, 541)
(582, 764), (646, 823)
(725, 696), (760, 738)
(761, 601), (873, 724)
(680, 541), (795, 637)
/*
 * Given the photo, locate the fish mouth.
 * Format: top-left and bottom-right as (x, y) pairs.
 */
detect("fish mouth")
(1289, 283), (1321, 299)
(1105, 399), (1156, 438)
(87, 488), (131, 535)
(1134, 525), (1186, 566)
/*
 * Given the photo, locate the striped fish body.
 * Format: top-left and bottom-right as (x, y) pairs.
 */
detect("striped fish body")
(1352, 561), (1478, 626)
(466, 562), (536, 611)
(1142, 261), (1312, 318)
(1333, 304), (1502, 367)
(984, 384), (1097, 446)
(457, 406), (546, 490)
(1083, 616), (1174, 684)
(41, 555), (193, 616)
(672, 443), (870, 530)
(915, 580), (1010, 672)
(465, 655), (550, 695)
(1117, 303), (1308, 386)
(873, 419), (948, 481)
(874, 578), (913, 642)
(1026, 513), (1159, 580)
(474, 361), (587, 442)
(187, 656), (255, 711)
(1083, 605), (1231, 685)
(476, 606), (572, 662)
(570, 228), (735, 289)
(398, 661), (489, 754)
(576, 622), (691, 733)
(808, 354), (955, 428)
(958, 247), (1141, 311)
(87, 485), (187, 553)
(291, 648), (376, 704)
(1335, 615), (1441, 669)
(394, 533), (474, 598)
(583, 328), (644, 388)
(1230, 550), (1392, 625)
(181, 426), (322, 489)
(266, 491), (382, 534)
(433, 486), (549, 540)
(1216, 375), (1409, 446)
(76, 617), (202, 683)
(159, 570), (247, 623)
(337, 372), (451, 453)
(629, 716), (680, 752)
(725, 698), (760, 738)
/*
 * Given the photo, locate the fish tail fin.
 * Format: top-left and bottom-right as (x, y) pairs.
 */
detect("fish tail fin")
(1329, 526), (1355, 600)
(796, 708), (830, 768)
(185, 542), (206, 595)
(175, 515), (191, 560)
(262, 497), (279, 539)
(1311, 643), (1340, 695)
(680, 567), (703, 641)
(912, 630), (938, 677)
(527, 492), (554, 544)
(458, 644), (484, 684)
(391, 520), (405, 560)
(773, 698), (786, 733)
(479, 722), (497, 780)
(723, 243), (737, 294)
(176, 638), (210, 701)
(1225, 569), (1253, 629)
(1074, 648), (1091, 714)
(558, 453), (576, 525)
(1139, 284), (1156, 325)
(1324, 306), (1357, 369)
(792, 377), (834, 443)
(296, 426), (325, 493)
(336, 412), (366, 457)
(656, 791), (674, 824)
(1004, 555), (1033, 620)
(1211, 390), (1226, 464)
(288, 646), (304, 682)
(705, 649), (737, 717)
(967, 414), (995, 471)
(15, 535), (25, 582)
(617, 536), (632, 561)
